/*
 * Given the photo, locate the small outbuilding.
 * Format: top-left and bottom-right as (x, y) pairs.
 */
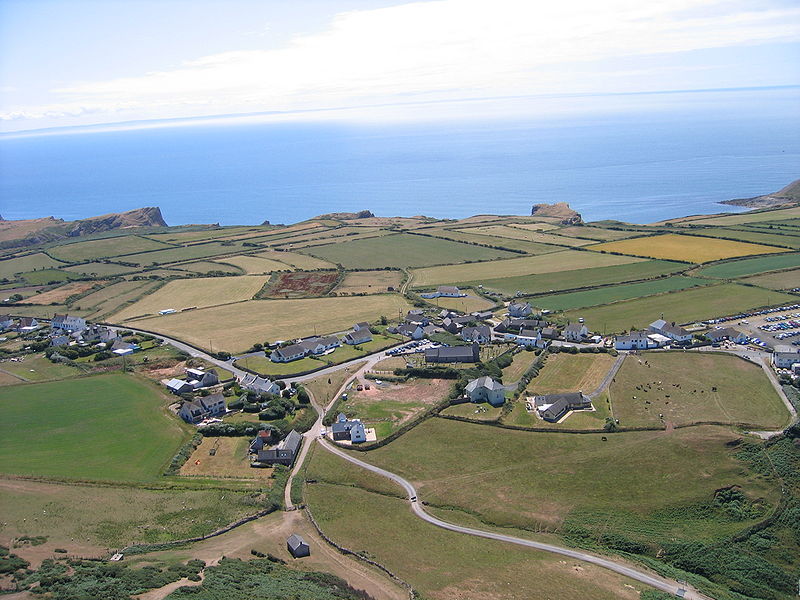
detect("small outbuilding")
(287, 533), (310, 558)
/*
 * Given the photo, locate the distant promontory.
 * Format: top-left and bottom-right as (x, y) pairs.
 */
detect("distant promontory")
(720, 179), (800, 209)
(531, 202), (582, 225)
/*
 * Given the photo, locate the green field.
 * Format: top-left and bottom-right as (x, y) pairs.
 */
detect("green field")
(501, 349), (539, 382)
(63, 261), (142, 276)
(18, 268), (80, 285)
(696, 252), (800, 279)
(173, 260), (244, 274)
(419, 227), (563, 253)
(221, 254), (293, 274)
(459, 225), (596, 247)
(121, 241), (250, 266)
(685, 228), (800, 250)
(412, 249), (646, 287)
(48, 235), (173, 262)
(609, 352), (790, 429)
(0, 353), (85, 382)
(357, 419), (780, 539)
(679, 205), (800, 226)
(738, 267), (800, 290)
(530, 276), (710, 311)
(123, 294), (412, 353)
(562, 283), (797, 333)
(303, 233), (517, 269)
(0, 373), (188, 481)
(253, 249), (335, 270)
(526, 352), (618, 395)
(467, 260), (685, 296)
(0, 253), (67, 279)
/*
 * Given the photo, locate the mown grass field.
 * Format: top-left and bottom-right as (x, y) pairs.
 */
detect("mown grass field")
(111, 275), (268, 320)
(474, 260), (686, 296)
(501, 349), (539, 382)
(530, 276), (710, 311)
(556, 226), (639, 241)
(334, 270), (403, 295)
(0, 373), (188, 482)
(303, 233), (517, 269)
(591, 233), (787, 263)
(126, 294), (411, 352)
(48, 235), (172, 262)
(174, 260), (244, 275)
(63, 261), (142, 276)
(180, 437), (267, 479)
(459, 225), (596, 247)
(679, 205), (800, 226)
(738, 267), (800, 290)
(358, 419), (780, 537)
(412, 249), (645, 287)
(562, 283), (797, 333)
(253, 249), (335, 270)
(0, 353), (85, 382)
(696, 252), (800, 279)
(0, 253), (67, 279)
(304, 449), (644, 600)
(526, 352), (617, 394)
(83, 280), (164, 319)
(19, 268), (80, 285)
(609, 352), (790, 429)
(440, 401), (504, 421)
(685, 228), (800, 250)
(219, 254), (292, 274)
(420, 227), (562, 254)
(120, 241), (249, 266)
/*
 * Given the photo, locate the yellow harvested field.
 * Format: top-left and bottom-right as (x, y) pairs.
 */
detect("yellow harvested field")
(222, 255), (293, 274)
(111, 275), (268, 320)
(335, 270), (404, 294)
(124, 294), (412, 352)
(18, 281), (104, 305)
(591, 233), (787, 263)
(460, 225), (595, 246)
(411, 250), (644, 287)
(527, 352), (618, 395)
(254, 249), (335, 270)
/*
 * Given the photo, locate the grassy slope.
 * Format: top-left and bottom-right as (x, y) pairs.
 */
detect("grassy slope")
(697, 252), (800, 278)
(0, 373), (188, 481)
(0, 253), (67, 279)
(527, 352), (617, 394)
(48, 235), (172, 262)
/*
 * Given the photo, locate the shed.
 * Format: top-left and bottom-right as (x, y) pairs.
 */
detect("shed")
(287, 533), (310, 558)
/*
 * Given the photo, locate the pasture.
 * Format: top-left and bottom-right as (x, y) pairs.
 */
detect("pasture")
(334, 270), (404, 295)
(738, 267), (800, 290)
(0, 373), (187, 482)
(459, 225), (595, 247)
(696, 252), (800, 279)
(530, 276), (710, 311)
(19, 269), (79, 285)
(303, 233), (517, 269)
(421, 227), (562, 254)
(18, 280), (102, 305)
(126, 294), (411, 352)
(121, 241), (249, 266)
(63, 261), (141, 276)
(608, 352), (790, 429)
(685, 228), (800, 250)
(111, 275), (268, 320)
(305, 454), (642, 600)
(591, 233), (787, 263)
(501, 349), (539, 382)
(556, 226), (639, 241)
(174, 260), (244, 275)
(526, 352), (617, 395)
(681, 205), (800, 226)
(0, 253), (67, 279)
(412, 250), (645, 287)
(82, 280), (164, 320)
(440, 401), (503, 421)
(359, 419), (780, 539)
(220, 254), (291, 274)
(561, 283), (797, 334)
(253, 249), (335, 270)
(0, 353), (85, 382)
(48, 235), (172, 262)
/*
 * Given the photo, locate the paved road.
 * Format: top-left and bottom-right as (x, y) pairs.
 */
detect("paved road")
(587, 353), (626, 399)
(319, 440), (714, 600)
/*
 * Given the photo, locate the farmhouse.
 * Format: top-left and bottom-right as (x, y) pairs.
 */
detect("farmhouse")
(508, 301), (533, 317)
(257, 429), (302, 465)
(51, 313), (86, 332)
(331, 413), (367, 443)
(0, 315), (13, 330)
(534, 392), (592, 422)
(178, 393), (226, 424)
(287, 534), (310, 558)
(563, 323), (589, 342)
(270, 343), (308, 363)
(238, 373), (280, 395)
(425, 342), (480, 364)
(706, 327), (749, 344)
(343, 327), (373, 345)
(465, 376), (505, 406)
(772, 345), (800, 369)
(615, 331), (654, 350)
(506, 328), (547, 348)
(461, 325), (491, 343)
(649, 319), (692, 343)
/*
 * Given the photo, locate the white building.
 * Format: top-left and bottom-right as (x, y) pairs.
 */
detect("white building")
(773, 345), (800, 369)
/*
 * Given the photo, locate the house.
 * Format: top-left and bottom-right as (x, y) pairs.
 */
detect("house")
(299, 336), (341, 355)
(508, 302), (532, 318)
(471, 311), (494, 322)
(649, 319), (692, 343)
(257, 430), (302, 465)
(425, 342), (480, 364)
(614, 331), (653, 350)
(0, 315), (13, 330)
(17, 317), (39, 332)
(79, 325), (118, 345)
(287, 534), (310, 558)
(249, 429), (276, 452)
(507, 328), (548, 348)
(238, 373), (280, 395)
(494, 317), (548, 334)
(331, 413), (367, 443)
(437, 285), (464, 297)
(392, 323), (425, 339)
(540, 327), (559, 340)
(185, 368), (219, 389)
(343, 327), (373, 345)
(465, 376), (505, 407)
(111, 339), (139, 356)
(270, 343), (308, 363)
(353, 322), (370, 331)
(178, 392), (226, 424)
(461, 325), (491, 344)
(50, 335), (70, 347)
(166, 378), (195, 394)
(51, 314), (86, 332)
(563, 323), (589, 342)
(773, 345), (800, 369)
(533, 392), (592, 422)
(706, 327), (749, 344)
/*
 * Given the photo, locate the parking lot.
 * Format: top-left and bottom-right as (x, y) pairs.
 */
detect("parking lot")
(705, 303), (800, 349)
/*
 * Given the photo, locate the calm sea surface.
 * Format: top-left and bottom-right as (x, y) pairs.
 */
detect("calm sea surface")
(1, 89), (798, 225)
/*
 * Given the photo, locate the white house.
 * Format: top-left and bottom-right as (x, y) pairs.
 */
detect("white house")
(420, 285), (466, 299)
(343, 327), (372, 345)
(270, 343), (309, 363)
(615, 331), (653, 350)
(51, 313), (86, 332)
(17, 317), (39, 332)
(461, 325), (491, 344)
(185, 368), (219, 389)
(0, 315), (13, 330)
(563, 323), (589, 342)
(465, 376), (505, 407)
(772, 345), (800, 369)
(178, 393), (226, 424)
(649, 319), (692, 343)
(508, 302), (532, 318)
(331, 413), (367, 443)
(239, 373), (280, 395)
(706, 327), (749, 344)
(392, 323), (425, 339)
(506, 328), (547, 348)
(299, 336), (341, 355)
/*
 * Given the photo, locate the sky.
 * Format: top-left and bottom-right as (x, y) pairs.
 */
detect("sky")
(1, 0), (798, 132)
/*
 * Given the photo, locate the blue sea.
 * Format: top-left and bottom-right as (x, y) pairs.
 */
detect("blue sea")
(1, 88), (798, 225)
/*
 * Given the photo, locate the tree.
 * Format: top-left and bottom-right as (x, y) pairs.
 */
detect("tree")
(8, 294), (22, 302)
(297, 387), (310, 404)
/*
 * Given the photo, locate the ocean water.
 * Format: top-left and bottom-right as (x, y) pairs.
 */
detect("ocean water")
(1, 89), (798, 225)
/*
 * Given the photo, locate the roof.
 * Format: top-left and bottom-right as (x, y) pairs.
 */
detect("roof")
(650, 319), (668, 330)
(275, 343), (307, 358)
(774, 345), (799, 354)
(465, 376), (504, 393)
(437, 285), (460, 293)
(280, 430), (302, 455)
(707, 327), (745, 340)
(167, 378), (191, 389)
(287, 533), (307, 549)
(355, 321), (370, 329)
(425, 345), (478, 361)
(534, 392), (589, 404)
(617, 330), (649, 342)
(463, 325), (491, 338)
(661, 322), (690, 337)
(563, 323), (586, 334)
